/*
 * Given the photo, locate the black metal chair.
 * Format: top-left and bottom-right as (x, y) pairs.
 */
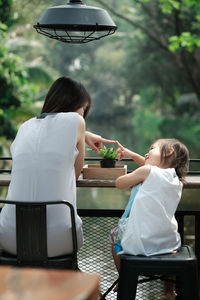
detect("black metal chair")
(0, 200), (78, 270)
(117, 245), (199, 300)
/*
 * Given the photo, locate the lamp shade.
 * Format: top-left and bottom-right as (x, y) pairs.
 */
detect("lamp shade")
(34, 0), (117, 43)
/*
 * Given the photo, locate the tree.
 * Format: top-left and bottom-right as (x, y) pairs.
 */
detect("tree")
(93, 0), (200, 101)
(0, 0), (13, 26)
(0, 1), (35, 154)
(0, 23), (31, 139)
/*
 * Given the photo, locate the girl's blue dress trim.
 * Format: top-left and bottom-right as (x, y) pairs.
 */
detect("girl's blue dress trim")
(114, 184), (140, 254)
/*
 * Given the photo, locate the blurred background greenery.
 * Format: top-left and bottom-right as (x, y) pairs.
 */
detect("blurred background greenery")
(0, 0), (200, 157)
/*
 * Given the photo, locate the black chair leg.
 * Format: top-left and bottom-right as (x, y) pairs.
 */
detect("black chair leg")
(178, 269), (199, 300)
(175, 277), (183, 300)
(117, 269), (138, 300)
(101, 278), (119, 299)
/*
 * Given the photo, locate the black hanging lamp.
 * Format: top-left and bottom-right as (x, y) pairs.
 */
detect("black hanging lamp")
(33, 0), (117, 44)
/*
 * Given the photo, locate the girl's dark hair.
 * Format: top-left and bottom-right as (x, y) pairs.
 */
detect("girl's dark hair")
(155, 138), (189, 180)
(41, 77), (91, 118)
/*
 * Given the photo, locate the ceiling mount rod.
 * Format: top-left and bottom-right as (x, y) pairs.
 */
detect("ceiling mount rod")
(69, 0), (84, 4)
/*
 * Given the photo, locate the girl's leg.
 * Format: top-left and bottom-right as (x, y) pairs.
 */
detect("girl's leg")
(110, 226), (121, 273)
(110, 226), (121, 292)
(164, 277), (177, 298)
(111, 244), (121, 292)
(111, 244), (121, 273)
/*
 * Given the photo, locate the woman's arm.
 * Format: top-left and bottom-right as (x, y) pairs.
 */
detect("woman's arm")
(75, 116), (86, 180)
(85, 131), (115, 153)
(115, 165), (150, 189)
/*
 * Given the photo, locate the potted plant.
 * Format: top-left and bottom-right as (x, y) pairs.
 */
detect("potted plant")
(99, 146), (118, 168)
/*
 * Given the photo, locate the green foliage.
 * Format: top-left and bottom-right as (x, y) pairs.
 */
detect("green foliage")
(0, 52), (27, 109)
(158, 0), (180, 13)
(142, 0), (200, 52)
(169, 33), (200, 52)
(132, 108), (163, 153)
(0, 115), (15, 138)
(99, 146), (118, 160)
(0, 0), (13, 26)
(159, 115), (200, 156)
(0, 21), (33, 140)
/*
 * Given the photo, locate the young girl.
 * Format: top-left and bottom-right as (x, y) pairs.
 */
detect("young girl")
(111, 138), (189, 298)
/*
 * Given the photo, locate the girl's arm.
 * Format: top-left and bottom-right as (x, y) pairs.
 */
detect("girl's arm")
(75, 115), (86, 180)
(116, 141), (145, 166)
(115, 165), (150, 189)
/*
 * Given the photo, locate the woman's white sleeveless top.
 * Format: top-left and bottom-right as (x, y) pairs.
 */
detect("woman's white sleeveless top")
(0, 112), (83, 257)
(121, 166), (182, 256)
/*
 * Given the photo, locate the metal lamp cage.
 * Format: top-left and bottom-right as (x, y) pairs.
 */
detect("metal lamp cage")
(34, 24), (117, 44)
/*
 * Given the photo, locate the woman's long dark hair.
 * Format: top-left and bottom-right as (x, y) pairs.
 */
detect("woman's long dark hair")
(41, 77), (91, 118)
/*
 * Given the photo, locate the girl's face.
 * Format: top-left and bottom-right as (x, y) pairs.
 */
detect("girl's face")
(145, 142), (161, 166)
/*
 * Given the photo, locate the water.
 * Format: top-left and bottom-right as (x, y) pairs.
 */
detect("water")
(1, 186), (200, 211)
(77, 186), (200, 211)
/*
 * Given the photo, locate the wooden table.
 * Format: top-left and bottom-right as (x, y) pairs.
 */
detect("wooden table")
(0, 266), (100, 300)
(0, 174), (200, 189)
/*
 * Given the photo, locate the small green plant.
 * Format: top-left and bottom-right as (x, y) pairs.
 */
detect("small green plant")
(99, 146), (118, 160)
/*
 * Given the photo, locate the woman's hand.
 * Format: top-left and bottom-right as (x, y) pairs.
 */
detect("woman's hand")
(85, 131), (116, 153)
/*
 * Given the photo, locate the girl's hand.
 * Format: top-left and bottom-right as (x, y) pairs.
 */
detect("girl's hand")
(116, 141), (133, 161)
(116, 141), (145, 166)
(85, 131), (116, 153)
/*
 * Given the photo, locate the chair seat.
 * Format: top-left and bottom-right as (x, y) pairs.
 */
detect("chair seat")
(0, 249), (77, 269)
(117, 245), (199, 300)
(121, 245), (196, 269)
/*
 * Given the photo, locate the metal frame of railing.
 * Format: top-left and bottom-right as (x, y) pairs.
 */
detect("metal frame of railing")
(1, 157), (200, 174)
(0, 157), (12, 173)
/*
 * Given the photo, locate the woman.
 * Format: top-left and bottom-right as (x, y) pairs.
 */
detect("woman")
(0, 76), (112, 257)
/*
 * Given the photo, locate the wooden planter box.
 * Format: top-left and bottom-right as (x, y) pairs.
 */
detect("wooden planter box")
(83, 164), (127, 180)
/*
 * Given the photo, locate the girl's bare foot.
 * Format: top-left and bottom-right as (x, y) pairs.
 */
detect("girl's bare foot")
(164, 281), (177, 298)
(113, 283), (118, 293)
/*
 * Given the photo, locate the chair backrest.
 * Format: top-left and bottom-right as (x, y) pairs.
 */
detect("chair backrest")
(0, 200), (78, 266)
(16, 203), (47, 263)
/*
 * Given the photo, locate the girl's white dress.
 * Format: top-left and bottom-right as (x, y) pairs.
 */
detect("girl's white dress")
(121, 166), (182, 256)
(0, 112), (83, 257)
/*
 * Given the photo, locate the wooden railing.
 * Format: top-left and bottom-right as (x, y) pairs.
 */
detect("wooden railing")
(0, 156), (200, 174)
